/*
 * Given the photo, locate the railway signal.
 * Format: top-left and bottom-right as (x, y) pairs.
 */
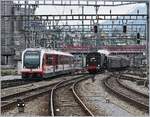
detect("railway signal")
(94, 25), (98, 33)
(123, 25), (127, 33)
(137, 33), (140, 44)
(137, 32), (140, 39)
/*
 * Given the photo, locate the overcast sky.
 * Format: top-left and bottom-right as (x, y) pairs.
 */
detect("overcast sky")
(35, 3), (145, 15)
(35, 3), (146, 25)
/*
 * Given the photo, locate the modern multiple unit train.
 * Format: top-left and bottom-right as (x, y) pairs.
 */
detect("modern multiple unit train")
(21, 48), (74, 79)
(86, 50), (130, 73)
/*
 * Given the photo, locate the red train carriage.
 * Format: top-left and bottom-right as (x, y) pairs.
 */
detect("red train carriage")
(21, 48), (74, 79)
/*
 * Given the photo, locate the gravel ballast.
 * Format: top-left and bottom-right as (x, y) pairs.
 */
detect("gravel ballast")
(77, 73), (149, 116)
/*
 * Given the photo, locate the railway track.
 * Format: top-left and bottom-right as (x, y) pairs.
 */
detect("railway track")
(117, 77), (149, 97)
(1, 74), (76, 89)
(1, 79), (39, 89)
(1, 75), (84, 112)
(120, 74), (148, 88)
(103, 75), (149, 111)
(50, 75), (94, 116)
(121, 74), (147, 81)
(125, 68), (147, 78)
(125, 73), (146, 78)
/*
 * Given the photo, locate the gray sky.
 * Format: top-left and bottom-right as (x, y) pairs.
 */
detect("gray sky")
(35, 3), (145, 15)
(35, 3), (146, 25)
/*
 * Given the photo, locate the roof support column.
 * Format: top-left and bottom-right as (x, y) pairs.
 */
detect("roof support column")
(146, 2), (149, 79)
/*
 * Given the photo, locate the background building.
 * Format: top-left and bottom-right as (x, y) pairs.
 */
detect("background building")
(1, 1), (47, 67)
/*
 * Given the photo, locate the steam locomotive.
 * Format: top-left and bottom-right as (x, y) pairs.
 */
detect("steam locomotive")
(86, 50), (130, 73)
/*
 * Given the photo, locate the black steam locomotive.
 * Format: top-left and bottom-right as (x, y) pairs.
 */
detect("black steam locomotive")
(86, 51), (130, 73)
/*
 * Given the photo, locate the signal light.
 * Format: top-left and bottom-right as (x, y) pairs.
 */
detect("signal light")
(123, 25), (127, 33)
(94, 25), (98, 33)
(137, 33), (140, 44)
(137, 33), (140, 39)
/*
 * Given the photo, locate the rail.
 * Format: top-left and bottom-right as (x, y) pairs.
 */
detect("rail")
(50, 75), (94, 116)
(103, 75), (149, 110)
(72, 78), (95, 117)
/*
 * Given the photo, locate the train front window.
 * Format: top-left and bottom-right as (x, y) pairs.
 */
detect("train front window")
(86, 53), (101, 65)
(90, 57), (96, 62)
(24, 51), (40, 68)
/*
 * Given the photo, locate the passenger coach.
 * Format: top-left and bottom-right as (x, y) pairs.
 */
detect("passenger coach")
(21, 48), (74, 79)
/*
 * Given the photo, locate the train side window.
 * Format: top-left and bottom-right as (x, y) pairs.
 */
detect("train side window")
(47, 54), (52, 65)
(60, 55), (64, 64)
(57, 55), (61, 65)
(55, 55), (58, 64)
(67, 56), (69, 64)
(69, 57), (72, 66)
(53, 55), (58, 69)
(64, 56), (66, 64)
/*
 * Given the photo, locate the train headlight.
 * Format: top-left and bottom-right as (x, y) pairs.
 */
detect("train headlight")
(97, 65), (100, 69)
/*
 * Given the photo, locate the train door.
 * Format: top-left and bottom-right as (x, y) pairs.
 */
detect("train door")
(61, 55), (64, 71)
(45, 54), (54, 73)
(52, 54), (58, 72)
(58, 55), (63, 71)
